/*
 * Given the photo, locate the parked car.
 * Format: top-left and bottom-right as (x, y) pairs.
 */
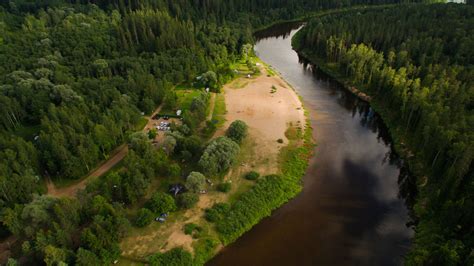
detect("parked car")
(155, 217), (166, 223)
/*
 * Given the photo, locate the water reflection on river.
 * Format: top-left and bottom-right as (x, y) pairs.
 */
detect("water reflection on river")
(208, 23), (414, 266)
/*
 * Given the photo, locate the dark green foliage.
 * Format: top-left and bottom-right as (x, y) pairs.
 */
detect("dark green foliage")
(192, 238), (219, 265)
(146, 192), (177, 215)
(87, 141), (171, 204)
(294, 4), (473, 264)
(217, 182), (232, 193)
(149, 248), (193, 266)
(204, 203), (231, 223)
(212, 175), (301, 244)
(134, 208), (154, 227)
(244, 171), (260, 180)
(148, 128), (157, 139)
(200, 71), (219, 91)
(183, 223), (202, 238)
(177, 193), (199, 209)
(198, 137), (240, 176)
(226, 120), (248, 144)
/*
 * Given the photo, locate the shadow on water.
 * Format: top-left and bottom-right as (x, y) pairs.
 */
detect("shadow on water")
(208, 23), (417, 266)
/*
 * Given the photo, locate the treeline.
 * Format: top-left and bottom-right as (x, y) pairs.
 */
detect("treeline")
(293, 4), (473, 265)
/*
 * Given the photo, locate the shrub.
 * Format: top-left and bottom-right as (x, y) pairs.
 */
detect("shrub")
(149, 248), (192, 266)
(277, 138), (284, 143)
(193, 238), (219, 265)
(199, 137), (240, 176)
(185, 172), (206, 193)
(244, 171), (260, 180)
(183, 223), (197, 235)
(148, 128), (157, 139)
(204, 203), (230, 223)
(147, 192), (177, 214)
(177, 193), (199, 209)
(135, 208), (154, 227)
(217, 182), (232, 193)
(226, 120), (248, 144)
(183, 223), (202, 238)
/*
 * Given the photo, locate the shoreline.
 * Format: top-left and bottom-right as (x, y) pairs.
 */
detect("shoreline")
(291, 40), (420, 218)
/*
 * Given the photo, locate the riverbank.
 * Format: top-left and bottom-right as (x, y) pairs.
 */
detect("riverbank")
(291, 34), (419, 182)
(118, 63), (313, 265)
(291, 28), (422, 225)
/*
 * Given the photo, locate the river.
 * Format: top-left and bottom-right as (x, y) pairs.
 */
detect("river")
(208, 23), (414, 266)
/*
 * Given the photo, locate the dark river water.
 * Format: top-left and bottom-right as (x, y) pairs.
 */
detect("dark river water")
(208, 23), (414, 266)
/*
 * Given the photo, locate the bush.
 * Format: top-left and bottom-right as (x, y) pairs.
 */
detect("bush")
(135, 208), (154, 227)
(148, 129), (157, 139)
(147, 192), (177, 214)
(244, 171), (260, 180)
(183, 223), (202, 238)
(217, 182), (232, 193)
(193, 238), (219, 265)
(177, 193), (199, 209)
(185, 172), (206, 193)
(149, 248), (192, 266)
(226, 120), (248, 144)
(199, 137), (240, 176)
(277, 138), (284, 143)
(204, 203), (230, 223)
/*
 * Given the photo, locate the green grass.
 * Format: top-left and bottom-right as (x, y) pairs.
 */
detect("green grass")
(175, 84), (193, 90)
(211, 93), (226, 128)
(176, 90), (203, 111)
(229, 56), (260, 77)
(134, 117), (148, 131)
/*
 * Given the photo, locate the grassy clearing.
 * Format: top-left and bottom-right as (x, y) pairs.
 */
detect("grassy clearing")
(134, 117), (148, 131)
(175, 84), (194, 91)
(176, 90), (203, 111)
(160, 89), (204, 114)
(230, 80), (249, 89)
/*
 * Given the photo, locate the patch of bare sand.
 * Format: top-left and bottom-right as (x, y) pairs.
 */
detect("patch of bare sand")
(222, 67), (305, 154)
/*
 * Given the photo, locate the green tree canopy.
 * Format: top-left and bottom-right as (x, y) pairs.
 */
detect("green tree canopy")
(226, 120), (248, 144)
(185, 171), (206, 193)
(198, 137), (240, 176)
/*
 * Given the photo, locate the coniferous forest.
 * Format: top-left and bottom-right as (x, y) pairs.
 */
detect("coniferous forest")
(294, 4), (473, 265)
(0, 0), (470, 265)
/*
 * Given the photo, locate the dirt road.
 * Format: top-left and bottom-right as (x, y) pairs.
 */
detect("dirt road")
(46, 104), (163, 197)
(46, 145), (129, 197)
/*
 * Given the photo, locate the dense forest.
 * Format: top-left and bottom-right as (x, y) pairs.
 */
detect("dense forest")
(0, 0), (449, 265)
(293, 4), (473, 265)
